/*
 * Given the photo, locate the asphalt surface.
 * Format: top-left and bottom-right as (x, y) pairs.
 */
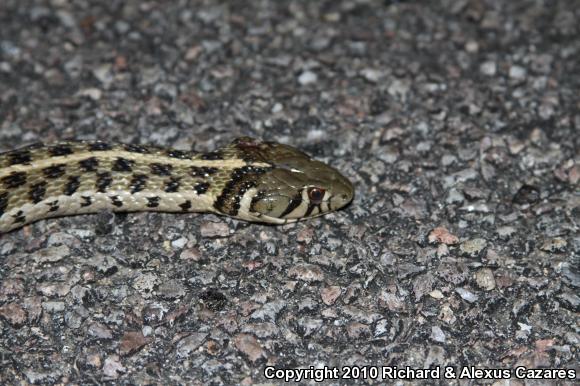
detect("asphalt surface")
(0, 0), (578, 385)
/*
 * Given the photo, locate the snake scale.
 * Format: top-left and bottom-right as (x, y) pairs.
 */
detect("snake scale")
(0, 137), (354, 233)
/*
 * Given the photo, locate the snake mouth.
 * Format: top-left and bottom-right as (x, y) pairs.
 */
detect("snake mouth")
(248, 193), (350, 223)
(247, 176), (354, 222)
(247, 211), (299, 225)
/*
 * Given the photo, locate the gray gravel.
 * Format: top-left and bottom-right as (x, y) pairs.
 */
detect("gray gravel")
(0, 0), (578, 385)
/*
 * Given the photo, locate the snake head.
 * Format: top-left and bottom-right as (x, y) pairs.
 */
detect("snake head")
(230, 137), (354, 224)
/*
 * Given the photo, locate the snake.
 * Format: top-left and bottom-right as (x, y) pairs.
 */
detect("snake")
(0, 137), (354, 233)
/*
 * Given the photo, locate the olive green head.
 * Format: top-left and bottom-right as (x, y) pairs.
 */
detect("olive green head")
(229, 137), (354, 224)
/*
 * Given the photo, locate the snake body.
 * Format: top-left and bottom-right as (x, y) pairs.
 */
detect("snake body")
(0, 137), (353, 233)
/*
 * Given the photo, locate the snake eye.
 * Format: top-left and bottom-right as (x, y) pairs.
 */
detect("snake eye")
(307, 187), (325, 204)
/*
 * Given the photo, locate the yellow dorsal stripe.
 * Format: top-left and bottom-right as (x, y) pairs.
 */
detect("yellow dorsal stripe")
(0, 150), (271, 178)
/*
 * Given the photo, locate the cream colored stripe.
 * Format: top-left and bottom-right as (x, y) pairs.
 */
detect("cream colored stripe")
(0, 189), (217, 233)
(0, 150), (271, 177)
